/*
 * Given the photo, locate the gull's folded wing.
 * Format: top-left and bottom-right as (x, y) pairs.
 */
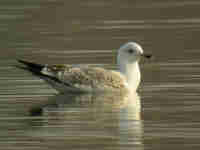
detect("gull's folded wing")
(17, 60), (127, 93)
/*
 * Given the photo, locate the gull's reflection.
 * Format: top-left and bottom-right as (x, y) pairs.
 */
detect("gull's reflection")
(28, 92), (143, 149)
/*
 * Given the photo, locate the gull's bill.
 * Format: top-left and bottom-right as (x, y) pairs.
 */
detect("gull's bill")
(142, 54), (152, 59)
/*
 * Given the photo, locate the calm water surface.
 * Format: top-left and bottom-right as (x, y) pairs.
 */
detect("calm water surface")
(1, 0), (200, 150)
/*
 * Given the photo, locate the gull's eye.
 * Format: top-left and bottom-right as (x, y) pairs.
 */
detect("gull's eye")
(128, 49), (134, 54)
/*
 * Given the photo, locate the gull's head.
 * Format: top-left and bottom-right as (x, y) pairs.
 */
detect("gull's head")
(117, 42), (152, 91)
(117, 42), (145, 64)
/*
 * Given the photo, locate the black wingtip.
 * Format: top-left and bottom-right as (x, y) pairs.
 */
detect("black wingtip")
(17, 59), (44, 69)
(17, 59), (67, 86)
(17, 59), (45, 75)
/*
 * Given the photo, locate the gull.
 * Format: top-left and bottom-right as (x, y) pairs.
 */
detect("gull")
(17, 42), (151, 93)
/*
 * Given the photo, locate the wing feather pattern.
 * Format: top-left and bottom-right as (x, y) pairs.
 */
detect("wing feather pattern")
(18, 60), (127, 92)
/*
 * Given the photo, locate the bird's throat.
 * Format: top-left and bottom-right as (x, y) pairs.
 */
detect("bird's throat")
(119, 61), (141, 91)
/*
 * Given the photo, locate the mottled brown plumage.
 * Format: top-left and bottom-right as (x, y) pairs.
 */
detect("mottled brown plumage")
(44, 65), (127, 91)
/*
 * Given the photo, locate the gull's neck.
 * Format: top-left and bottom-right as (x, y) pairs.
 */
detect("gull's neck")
(118, 61), (141, 91)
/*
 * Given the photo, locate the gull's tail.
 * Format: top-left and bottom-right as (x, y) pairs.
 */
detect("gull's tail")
(17, 59), (45, 76)
(17, 59), (83, 93)
(17, 59), (69, 87)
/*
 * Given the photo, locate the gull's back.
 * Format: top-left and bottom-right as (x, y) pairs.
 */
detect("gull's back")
(17, 60), (128, 93)
(44, 65), (128, 93)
